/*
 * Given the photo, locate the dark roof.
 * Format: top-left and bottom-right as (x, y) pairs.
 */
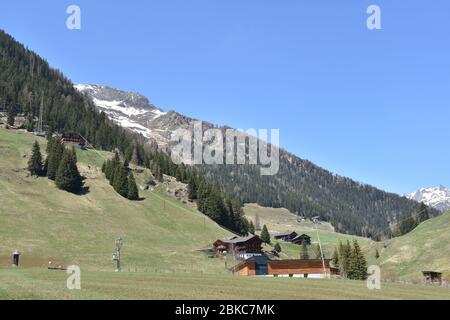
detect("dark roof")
(274, 231), (297, 238)
(220, 235), (260, 244)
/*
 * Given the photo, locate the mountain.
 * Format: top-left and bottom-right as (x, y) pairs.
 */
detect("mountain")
(407, 186), (450, 212)
(75, 84), (441, 237)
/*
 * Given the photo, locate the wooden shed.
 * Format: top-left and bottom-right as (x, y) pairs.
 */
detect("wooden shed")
(422, 271), (443, 286)
(274, 231), (298, 242)
(290, 234), (312, 245)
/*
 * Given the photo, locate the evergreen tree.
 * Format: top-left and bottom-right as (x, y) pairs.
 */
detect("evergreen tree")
(249, 220), (255, 235)
(127, 172), (139, 200)
(416, 202), (429, 224)
(348, 240), (368, 280)
(260, 225), (271, 245)
(204, 185), (226, 223)
(28, 141), (43, 176)
(113, 162), (128, 198)
(187, 175), (197, 200)
(300, 242), (309, 260)
(109, 152), (121, 186)
(375, 248), (380, 260)
(46, 137), (64, 180)
(338, 240), (352, 278)
(332, 247), (339, 269)
(274, 243), (282, 253)
(399, 212), (418, 235)
(55, 149), (82, 193)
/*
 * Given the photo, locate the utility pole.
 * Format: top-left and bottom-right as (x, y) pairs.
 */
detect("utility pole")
(314, 219), (327, 278)
(112, 237), (123, 272)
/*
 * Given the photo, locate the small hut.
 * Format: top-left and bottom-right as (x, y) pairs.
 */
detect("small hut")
(11, 251), (21, 267)
(422, 271), (443, 286)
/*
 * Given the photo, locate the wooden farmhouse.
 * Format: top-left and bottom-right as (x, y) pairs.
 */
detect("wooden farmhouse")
(274, 231), (298, 242)
(233, 258), (339, 278)
(61, 133), (86, 148)
(290, 234), (312, 245)
(214, 235), (263, 255)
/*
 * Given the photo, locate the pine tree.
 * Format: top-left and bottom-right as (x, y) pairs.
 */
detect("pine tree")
(113, 162), (128, 198)
(416, 202), (429, 224)
(55, 149), (82, 193)
(46, 137), (65, 180)
(109, 152), (121, 186)
(249, 221), (255, 235)
(274, 243), (282, 253)
(375, 248), (380, 260)
(300, 242), (309, 260)
(338, 240), (352, 278)
(399, 212), (418, 235)
(348, 240), (367, 280)
(127, 172), (139, 200)
(28, 141), (43, 176)
(332, 247), (339, 269)
(260, 225), (271, 244)
(187, 175), (197, 200)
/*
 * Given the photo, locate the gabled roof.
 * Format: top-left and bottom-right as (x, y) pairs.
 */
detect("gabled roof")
(220, 235), (260, 244)
(274, 231), (297, 238)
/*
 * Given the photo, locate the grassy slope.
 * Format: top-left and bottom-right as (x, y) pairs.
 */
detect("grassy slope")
(375, 212), (450, 282)
(0, 128), (229, 273)
(0, 128), (448, 299)
(243, 204), (372, 259)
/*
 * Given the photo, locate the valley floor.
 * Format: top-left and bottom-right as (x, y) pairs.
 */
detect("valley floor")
(0, 268), (449, 300)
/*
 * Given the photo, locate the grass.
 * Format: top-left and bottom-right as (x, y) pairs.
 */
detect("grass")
(243, 204), (372, 259)
(0, 128), (449, 299)
(374, 211), (450, 282)
(0, 129), (229, 273)
(0, 268), (449, 300)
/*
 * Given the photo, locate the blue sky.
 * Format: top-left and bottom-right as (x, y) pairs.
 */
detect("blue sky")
(1, 0), (449, 194)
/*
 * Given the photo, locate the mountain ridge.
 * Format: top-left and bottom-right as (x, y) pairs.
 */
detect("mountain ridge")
(75, 84), (440, 237)
(407, 185), (450, 212)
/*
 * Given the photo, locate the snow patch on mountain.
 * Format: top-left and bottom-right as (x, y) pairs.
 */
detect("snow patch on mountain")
(407, 185), (450, 212)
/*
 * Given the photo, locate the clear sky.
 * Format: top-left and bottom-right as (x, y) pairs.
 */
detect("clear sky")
(1, 0), (449, 195)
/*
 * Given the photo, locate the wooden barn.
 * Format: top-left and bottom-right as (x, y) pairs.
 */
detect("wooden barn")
(422, 271), (443, 286)
(61, 133), (86, 148)
(233, 258), (338, 278)
(290, 234), (311, 245)
(274, 231), (298, 242)
(214, 235), (263, 255)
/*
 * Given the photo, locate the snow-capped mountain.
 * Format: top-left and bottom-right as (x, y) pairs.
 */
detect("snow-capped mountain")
(407, 186), (450, 212)
(75, 84), (214, 148)
(75, 84), (173, 144)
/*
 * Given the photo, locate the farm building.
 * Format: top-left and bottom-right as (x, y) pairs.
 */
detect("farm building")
(214, 235), (263, 255)
(290, 234), (312, 245)
(61, 133), (86, 148)
(274, 231), (298, 242)
(233, 258), (338, 278)
(422, 271), (443, 286)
